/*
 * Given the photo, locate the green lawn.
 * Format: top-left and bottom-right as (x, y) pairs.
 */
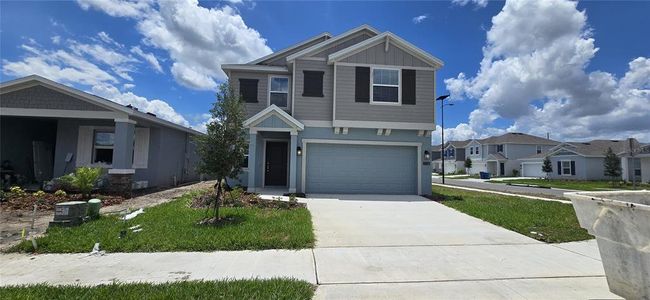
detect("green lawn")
(489, 178), (648, 191)
(433, 186), (592, 243)
(0, 279), (314, 300)
(10, 191), (314, 253)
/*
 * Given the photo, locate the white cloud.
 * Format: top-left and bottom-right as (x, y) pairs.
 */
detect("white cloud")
(2, 41), (191, 128)
(444, 0), (650, 142)
(412, 15), (428, 24)
(51, 36), (61, 45)
(97, 31), (124, 48)
(131, 46), (164, 73)
(452, 0), (488, 8)
(77, 0), (272, 90)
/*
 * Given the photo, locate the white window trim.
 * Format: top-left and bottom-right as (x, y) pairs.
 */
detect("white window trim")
(370, 67), (401, 105)
(267, 75), (290, 109)
(561, 160), (572, 176)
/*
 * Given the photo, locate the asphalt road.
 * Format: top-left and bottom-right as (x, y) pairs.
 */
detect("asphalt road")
(431, 177), (576, 199)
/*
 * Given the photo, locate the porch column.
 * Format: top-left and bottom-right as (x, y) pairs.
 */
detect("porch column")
(289, 132), (297, 193)
(247, 132), (257, 193)
(108, 118), (135, 197)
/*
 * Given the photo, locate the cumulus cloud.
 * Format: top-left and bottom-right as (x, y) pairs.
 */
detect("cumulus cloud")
(2, 39), (190, 127)
(444, 0), (650, 142)
(452, 0), (488, 8)
(412, 15), (428, 24)
(77, 0), (272, 90)
(131, 46), (164, 73)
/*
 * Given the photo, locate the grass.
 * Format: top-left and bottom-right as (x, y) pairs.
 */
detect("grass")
(433, 186), (592, 243)
(0, 279), (314, 300)
(489, 178), (648, 191)
(10, 191), (314, 253)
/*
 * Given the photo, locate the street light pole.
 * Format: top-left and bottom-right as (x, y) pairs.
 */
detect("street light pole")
(436, 95), (451, 184)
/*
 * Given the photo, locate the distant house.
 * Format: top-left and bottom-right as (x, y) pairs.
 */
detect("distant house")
(441, 140), (469, 174)
(520, 139), (643, 181)
(431, 144), (442, 173)
(465, 133), (558, 177)
(638, 144), (650, 183)
(0, 75), (203, 194)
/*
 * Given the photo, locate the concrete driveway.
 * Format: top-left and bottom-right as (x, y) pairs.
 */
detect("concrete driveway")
(432, 177), (574, 198)
(306, 194), (618, 299)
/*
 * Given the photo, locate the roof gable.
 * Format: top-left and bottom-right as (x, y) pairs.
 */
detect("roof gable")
(327, 32), (444, 69)
(480, 132), (558, 145)
(243, 104), (304, 130)
(286, 25), (380, 62)
(248, 32), (331, 66)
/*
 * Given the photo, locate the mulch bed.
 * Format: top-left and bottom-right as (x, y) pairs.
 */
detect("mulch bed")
(1, 194), (125, 211)
(190, 191), (305, 210)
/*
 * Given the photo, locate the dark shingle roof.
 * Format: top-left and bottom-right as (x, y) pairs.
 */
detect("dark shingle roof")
(524, 139), (641, 159)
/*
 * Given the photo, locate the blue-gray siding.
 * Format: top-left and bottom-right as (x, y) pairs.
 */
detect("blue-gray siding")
(293, 59), (333, 121)
(1, 85), (109, 111)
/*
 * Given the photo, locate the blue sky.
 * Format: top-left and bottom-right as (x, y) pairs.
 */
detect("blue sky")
(1, 0), (649, 140)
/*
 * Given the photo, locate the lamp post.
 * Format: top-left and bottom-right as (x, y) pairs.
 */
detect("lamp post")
(436, 94), (452, 184)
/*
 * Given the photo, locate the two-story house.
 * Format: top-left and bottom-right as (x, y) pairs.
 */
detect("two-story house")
(223, 25), (443, 195)
(464, 133), (558, 177)
(441, 140), (469, 174)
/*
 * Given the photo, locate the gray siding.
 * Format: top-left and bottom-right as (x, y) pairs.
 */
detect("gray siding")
(229, 71), (292, 118)
(263, 36), (330, 66)
(313, 32), (373, 58)
(257, 114), (292, 128)
(1, 85), (109, 111)
(341, 43), (430, 67)
(293, 59), (333, 121)
(334, 65), (434, 123)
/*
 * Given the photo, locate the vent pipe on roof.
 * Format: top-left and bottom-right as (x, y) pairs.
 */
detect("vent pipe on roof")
(547, 132), (550, 140)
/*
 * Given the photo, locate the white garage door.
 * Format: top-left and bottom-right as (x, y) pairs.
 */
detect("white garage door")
(521, 162), (544, 177)
(305, 143), (418, 194)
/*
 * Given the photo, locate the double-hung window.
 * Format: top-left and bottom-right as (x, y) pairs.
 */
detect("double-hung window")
(561, 161), (572, 175)
(371, 68), (400, 104)
(476, 146), (480, 155)
(269, 76), (289, 108)
(93, 131), (114, 165)
(497, 145), (504, 153)
(536, 145), (542, 154)
(470, 148), (474, 155)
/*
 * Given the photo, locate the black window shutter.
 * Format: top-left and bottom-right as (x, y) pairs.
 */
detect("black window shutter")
(302, 71), (324, 97)
(402, 69), (416, 105)
(571, 161), (576, 175)
(238, 79), (258, 103)
(355, 67), (370, 102)
(557, 161), (561, 175)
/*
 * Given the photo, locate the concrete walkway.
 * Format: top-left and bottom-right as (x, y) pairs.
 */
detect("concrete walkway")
(0, 193), (618, 299)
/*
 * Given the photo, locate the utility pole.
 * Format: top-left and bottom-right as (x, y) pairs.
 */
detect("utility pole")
(436, 95), (452, 184)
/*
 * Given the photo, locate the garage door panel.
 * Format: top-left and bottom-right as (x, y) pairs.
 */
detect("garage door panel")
(522, 163), (544, 177)
(306, 143), (417, 194)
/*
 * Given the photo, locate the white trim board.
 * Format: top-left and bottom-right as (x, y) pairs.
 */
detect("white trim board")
(286, 24), (380, 62)
(0, 108), (121, 119)
(332, 120), (435, 131)
(243, 104), (305, 130)
(267, 74), (291, 110)
(221, 64), (290, 74)
(335, 62), (437, 72)
(300, 139), (422, 195)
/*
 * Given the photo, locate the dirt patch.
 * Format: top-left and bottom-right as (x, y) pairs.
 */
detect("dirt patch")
(190, 190), (305, 210)
(2, 193), (125, 211)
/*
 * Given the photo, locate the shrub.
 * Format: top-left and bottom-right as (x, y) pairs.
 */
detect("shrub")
(32, 190), (46, 198)
(69, 167), (102, 199)
(9, 186), (26, 198)
(512, 169), (520, 177)
(54, 190), (67, 197)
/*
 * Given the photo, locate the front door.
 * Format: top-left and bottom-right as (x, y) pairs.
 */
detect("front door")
(264, 141), (288, 186)
(499, 162), (505, 176)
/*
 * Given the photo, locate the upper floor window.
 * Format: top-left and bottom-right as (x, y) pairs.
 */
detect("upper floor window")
(536, 145), (542, 154)
(497, 144), (504, 153)
(269, 76), (289, 108)
(93, 131), (114, 164)
(303, 71), (324, 97)
(371, 68), (400, 104)
(470, 147), (474, 155)
(239, 79), (258, 103)
(475, 146), (480, 155)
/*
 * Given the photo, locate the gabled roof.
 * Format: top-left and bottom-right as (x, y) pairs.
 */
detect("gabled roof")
(327, 32), (444, 69)
(0, 75), (202, 135)
(486, 153), (507, 161)
(285, 24), (380, 62)
(523, 139), (641, 159)
(248, 32), (332, 65)
(243, 104), (304, 130)
(480, 132), (558, 145)
(221, 64), (290, 74)
(444, 140), (471, 149)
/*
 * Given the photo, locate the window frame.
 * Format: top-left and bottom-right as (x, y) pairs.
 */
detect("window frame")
(536, 145), (542, 154)
(92, 130), (115, 166)
(561, 160), (572, 176)
(267, 75), (290, 109)
(370, 67), (401, 105)
(476, 146), (480, 155)
(496, 144), (504, 153)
